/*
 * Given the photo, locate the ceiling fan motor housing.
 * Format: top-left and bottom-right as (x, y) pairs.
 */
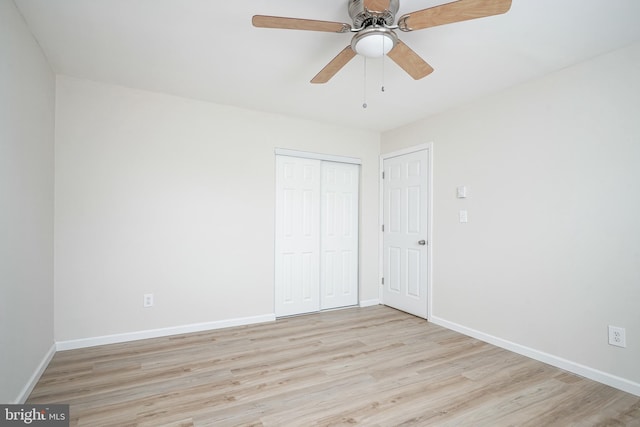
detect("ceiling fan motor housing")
(348, 0), (399, 28)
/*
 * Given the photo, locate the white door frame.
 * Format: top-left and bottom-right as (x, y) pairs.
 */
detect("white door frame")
(379, 143), (433, 320)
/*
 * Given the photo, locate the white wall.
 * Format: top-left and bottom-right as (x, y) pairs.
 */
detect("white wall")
(0, 0), (55, 403)
(382, 42), (640, 391)
(54, 76), (380, 343)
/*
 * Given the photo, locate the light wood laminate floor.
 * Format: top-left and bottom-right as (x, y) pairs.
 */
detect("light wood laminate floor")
(29, 306), (640, 426)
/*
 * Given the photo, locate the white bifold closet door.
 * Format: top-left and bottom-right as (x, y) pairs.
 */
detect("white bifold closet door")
(275, 155), (359, 317)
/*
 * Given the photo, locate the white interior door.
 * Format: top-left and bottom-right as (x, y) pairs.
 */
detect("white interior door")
(275, 156), (321, 317)
(320, 162), (359, 310)
(382, 149), (429, 318)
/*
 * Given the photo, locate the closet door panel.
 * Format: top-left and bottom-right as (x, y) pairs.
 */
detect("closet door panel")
(275, 156), (321, 317)
(320, 162), (359, 310)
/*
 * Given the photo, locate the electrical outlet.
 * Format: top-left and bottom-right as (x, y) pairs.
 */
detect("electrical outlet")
(608, 326), (626, 348)
(143, 293), (154, 308)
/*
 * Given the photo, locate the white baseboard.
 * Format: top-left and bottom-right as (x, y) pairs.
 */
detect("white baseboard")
(56, 314), (276, 351)
(359, 299), (380, 308)
(431, 315), (640, 397)
(16, 343), (56, 404)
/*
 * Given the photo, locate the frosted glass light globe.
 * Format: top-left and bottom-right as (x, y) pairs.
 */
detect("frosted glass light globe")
(352, 28), (398, 58)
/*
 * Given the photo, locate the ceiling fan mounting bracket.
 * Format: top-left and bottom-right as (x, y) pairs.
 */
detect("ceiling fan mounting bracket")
(397, 15), (412, 32)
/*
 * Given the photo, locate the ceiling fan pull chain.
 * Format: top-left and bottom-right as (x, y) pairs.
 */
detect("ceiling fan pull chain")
(362, 57), (368, 109)
(381, 36), (386, 92)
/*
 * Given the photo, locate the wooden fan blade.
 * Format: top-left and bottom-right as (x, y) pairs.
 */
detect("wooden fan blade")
(252, 15), (351, 33)
(311, 46), (357, 84)
(398, 0), (512, 32)
(387, 40), (434, 80)
(364, 0), (391, 12)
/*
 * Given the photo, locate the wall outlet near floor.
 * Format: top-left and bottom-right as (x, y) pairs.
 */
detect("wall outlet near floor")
(143, 293), (154, 308)
(608, 325), (626, 348)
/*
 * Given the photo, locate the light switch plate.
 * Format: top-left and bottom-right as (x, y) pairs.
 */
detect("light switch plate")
(459, 210), (468, 223)
(457, 186), (467, 198)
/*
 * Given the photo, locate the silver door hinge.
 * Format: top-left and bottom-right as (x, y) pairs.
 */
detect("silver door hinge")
(381, 277), (384, 285)
(382, 171), (385, 179)
(382, 224), (384, 232)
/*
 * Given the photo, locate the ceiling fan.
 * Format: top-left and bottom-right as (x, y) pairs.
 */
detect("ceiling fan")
(252, 0), (512, 83)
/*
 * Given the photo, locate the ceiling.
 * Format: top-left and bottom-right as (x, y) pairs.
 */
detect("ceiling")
(14, 0), (640, 132)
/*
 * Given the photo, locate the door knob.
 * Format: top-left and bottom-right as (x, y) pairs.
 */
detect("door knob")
(418, 240), (426, 245)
